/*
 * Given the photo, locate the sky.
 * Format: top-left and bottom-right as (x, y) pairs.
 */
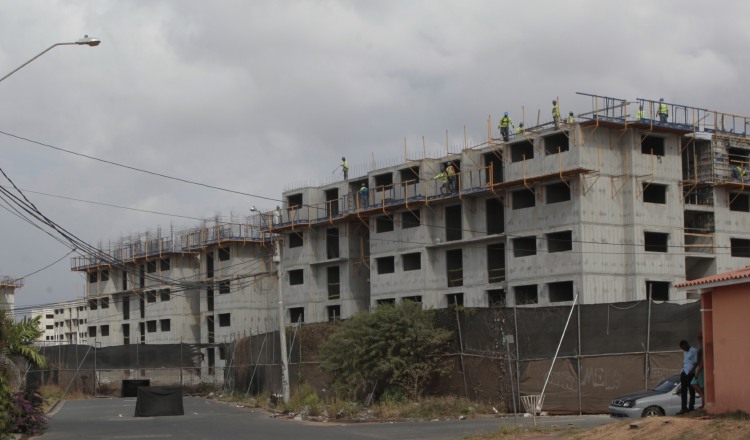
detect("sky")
(1, 0), (749, 315)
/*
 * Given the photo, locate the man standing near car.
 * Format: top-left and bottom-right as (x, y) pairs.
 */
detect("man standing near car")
(678, 339), (697, 414)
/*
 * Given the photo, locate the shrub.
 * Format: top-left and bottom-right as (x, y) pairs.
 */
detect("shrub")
(8, 385), (47, 436)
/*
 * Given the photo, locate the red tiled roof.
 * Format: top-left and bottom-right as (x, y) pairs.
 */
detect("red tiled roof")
(675, 265), (750, 288)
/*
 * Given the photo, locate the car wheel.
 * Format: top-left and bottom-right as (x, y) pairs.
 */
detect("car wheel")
(642, 406), (664, 417)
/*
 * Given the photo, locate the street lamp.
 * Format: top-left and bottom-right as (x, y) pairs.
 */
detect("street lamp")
(0, 35), (101, 84)
(250, 206), (290, 402)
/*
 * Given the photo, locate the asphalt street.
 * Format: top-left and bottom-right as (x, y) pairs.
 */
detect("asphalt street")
(38, 397), (616, 440)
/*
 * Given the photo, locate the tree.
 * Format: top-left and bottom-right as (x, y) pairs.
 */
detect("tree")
(0, 310), (47, 436)
(319, 301), (453, 400)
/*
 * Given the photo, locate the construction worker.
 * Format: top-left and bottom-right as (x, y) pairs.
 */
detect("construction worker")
(733, 165), (746, 182)
(341, 157), (349, 180)
(434, 167), (449, 194)
(657, 98), (668, 123)
(272, 205), (281, 225)
(498, 112), (514, 142)
(567, 111), (575, 124)
(445, 162), (457, 193)
(637, 104), (646, 121)
(552, 100), (560, 126)
(358, 183), (369, 208)
(516, 122), (525, 135)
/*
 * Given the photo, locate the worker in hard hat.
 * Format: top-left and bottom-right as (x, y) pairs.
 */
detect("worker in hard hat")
(498, 112), (514, 142)
(516, 122), (525, 135)
(434, 166), (450, 195)
(358, 183), (369, 208)
(341, 157), (349, 180)
(657, 98), (668, 123)
(637, 104), (646, 121)
(445, 162), (457, 193)
(567, 111), (575, 124)
(552, 100), (561, 127)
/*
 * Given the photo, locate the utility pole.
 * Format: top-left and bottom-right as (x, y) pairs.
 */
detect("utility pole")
(275, 239), (290, 403)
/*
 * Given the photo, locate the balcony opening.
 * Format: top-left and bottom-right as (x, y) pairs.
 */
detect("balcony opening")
(514, 284), (538, 305)
(206, 252), (214, 279)
(646, 281), (670, 301)
(644, 232), (668, 252)
(403, 296), (422, 303)
(327, 266), (340, 299)
(548, 281), (574, 302)
(513, 236), (536, 257)
(510, 141), (534, 163)
(547, 231), (573, 253)
(487, 243), (505, 283)
(147, 320), (157, 332)
(147, 291), (157, 303)
(641, 136), (665, 156)
(446, 249), (463, 287)
(326, 228), (340, 259)
(325, 188), (339, 217)
(160, 257), (171, 271)
(643, 183), (667, 204)
(445, 205), (462, 241)
(88, 272), (97, 283)
(544, 132), (569, 155)
(122, 296), (130, 320)
(207, 317), (214, 344)
(512, 189), (535, 209)
(207, 288), (214, 312)
(123, 324), (130, 345)
(377, 256), (395, 274)
(160, 289), (170, 301)
(146, 260), (157, 273)
(219, 280), (230, 294)
(218, 246), (230, 262)
(376, 298), (396, 306)
(483, 151), (504, 184)
(486, 198), (504, 235)
(546, 182), (571, 204)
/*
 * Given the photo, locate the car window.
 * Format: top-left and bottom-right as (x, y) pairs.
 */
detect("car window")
(652, 378), (677, 393)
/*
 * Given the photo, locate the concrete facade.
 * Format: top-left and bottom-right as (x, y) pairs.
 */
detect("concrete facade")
(39, 95), (750, 379)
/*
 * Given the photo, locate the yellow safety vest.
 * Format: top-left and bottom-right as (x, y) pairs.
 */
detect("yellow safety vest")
(552, 104), (560, 118)
(342, 161), (349, 171)
(637, 109), (646, 119)
(499, 116), (513, 128)
(658, 102), (668, 116)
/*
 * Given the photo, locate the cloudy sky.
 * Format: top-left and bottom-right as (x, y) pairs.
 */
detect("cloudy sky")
(1, 0), (748, 314)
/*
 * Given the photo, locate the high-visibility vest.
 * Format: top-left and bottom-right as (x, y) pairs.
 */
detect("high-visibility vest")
(658, 102), (668, 116)
(516, 127), (525, 134)
(637, 109), (646, 119)
(435, 172), (448, 183)
(568, 115), (575, 123)
(446, 165), (456, 176)
(552, 104), (560, 119)
(499, 116), (513, 128)
(342, 160), (349, 171)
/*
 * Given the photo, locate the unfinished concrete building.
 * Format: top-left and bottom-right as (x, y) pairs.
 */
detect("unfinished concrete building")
(69, 217), (278, 374)
(270, 93), (750, 322)
(0, 275), (23, 312)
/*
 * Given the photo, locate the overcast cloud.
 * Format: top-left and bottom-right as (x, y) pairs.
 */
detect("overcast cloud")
(1, 0), (748, 313)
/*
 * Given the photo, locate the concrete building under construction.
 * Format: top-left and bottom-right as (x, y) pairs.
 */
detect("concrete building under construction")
(54, 93), (750, 378)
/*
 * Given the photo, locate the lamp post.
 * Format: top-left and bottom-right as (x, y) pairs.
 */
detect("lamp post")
(0, 35), (101, 84)
(251, 206), (290, 402)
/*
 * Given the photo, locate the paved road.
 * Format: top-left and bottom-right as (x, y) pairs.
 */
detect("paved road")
(39, 397), (615, 440)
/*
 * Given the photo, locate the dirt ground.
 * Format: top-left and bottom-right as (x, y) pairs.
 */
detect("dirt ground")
(504, 414), (750, 440)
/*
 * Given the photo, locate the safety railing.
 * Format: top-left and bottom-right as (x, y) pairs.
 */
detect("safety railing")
(0, 275), (24, 287)
(684, 230), (715, 254)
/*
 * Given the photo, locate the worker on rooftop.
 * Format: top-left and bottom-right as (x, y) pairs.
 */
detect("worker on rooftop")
(445, 162), (457, 193)
(272, 206), (281, 225)
(516, 122), (525, 135)
(341, 157), (349, 180)
(498, 112), (514, 142)
(552, 100), (561, 127)
(434, 166), (450, 195)
(657, 98), (669, 123)
(567, 111), (575, 124)
(637, 104), (646, 121)
(358, 182), (368, 208)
